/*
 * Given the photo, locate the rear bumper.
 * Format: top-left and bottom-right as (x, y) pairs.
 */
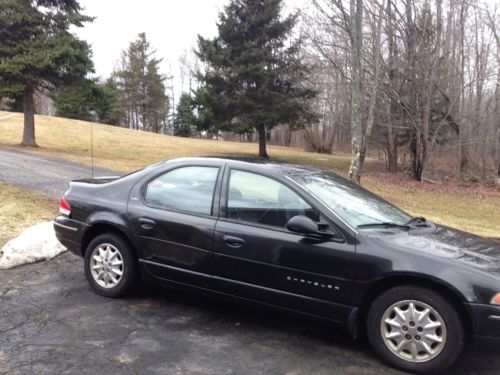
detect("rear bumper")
(466, 302), (500, 348)
(53, 216), (88, 257)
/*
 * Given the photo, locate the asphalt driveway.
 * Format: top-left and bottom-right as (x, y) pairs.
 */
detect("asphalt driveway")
(0, 147), (114, 198)
(0, 252), (499, 375)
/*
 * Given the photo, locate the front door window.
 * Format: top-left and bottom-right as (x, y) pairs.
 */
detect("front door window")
(227, 169), (318, 228)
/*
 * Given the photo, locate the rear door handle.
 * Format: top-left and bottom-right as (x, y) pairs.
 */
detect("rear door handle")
(222, 235), (246, 248)
(138, 218), (157, 230)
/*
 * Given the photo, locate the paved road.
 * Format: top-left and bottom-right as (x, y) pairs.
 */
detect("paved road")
(1, 252), (499, 375)
(0, 147), (116, 198)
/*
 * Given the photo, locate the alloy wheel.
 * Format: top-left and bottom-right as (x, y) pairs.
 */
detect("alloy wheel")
(380, 300), (447, 363)
(90, 243), (124, 289)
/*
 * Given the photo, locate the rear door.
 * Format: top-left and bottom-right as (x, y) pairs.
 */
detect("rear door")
(127, 162), (223, 287)
(211, 168), (356, 322)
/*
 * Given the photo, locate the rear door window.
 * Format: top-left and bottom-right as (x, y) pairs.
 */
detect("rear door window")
(145, 166), (219, 215)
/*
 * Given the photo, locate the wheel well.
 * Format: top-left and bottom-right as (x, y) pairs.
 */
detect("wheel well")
(81, 223), (134, 257)
(356, 276), (473, 341)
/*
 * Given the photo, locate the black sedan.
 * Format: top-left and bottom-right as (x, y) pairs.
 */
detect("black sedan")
(54, 157), (500, 373)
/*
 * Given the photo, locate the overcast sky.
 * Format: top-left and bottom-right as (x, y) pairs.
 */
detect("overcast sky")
(75, 0), (498, 103)
(75, 0), (305, 101)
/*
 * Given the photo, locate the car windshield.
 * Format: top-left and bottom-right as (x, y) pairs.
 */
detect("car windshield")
(289, 172), (412, 229)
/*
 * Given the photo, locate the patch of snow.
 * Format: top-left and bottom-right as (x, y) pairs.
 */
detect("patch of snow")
(0, 221), (66, 270)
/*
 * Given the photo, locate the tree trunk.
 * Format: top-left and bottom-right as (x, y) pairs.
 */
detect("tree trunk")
(411, 110), (430, 181)
(495, 72), (500, 177)
(364, 0), (383, 142)
(458, 1), (469, 174)
(257, 126), (269, 158)
(485, 11), (500, 177)
(385, 0), (398, 174)
(386, 126), (398, 173)
(285, 126), (292, 147)
(496, 120), (500, 177)
(458, 127), (469, 172)
(420, 103), (431, 180)
(497, 149), (500, 177)
(410, 131), (423, 181)
(348, 0), (364, 184)
(496, 81), (500, 177)
(22, 85), (37, 147)
(354, 0), (383, 179)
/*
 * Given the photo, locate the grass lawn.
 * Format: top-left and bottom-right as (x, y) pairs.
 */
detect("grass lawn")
(0, 111), (359, 173)
(0, 183), (57, 248)
(0, 111), (499, 239)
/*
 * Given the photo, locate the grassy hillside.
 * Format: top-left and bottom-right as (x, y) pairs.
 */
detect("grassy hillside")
(0, 111), (357, 173)
(1, 110), (499, 238)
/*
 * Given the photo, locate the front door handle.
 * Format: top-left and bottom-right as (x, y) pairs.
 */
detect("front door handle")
(139, 218), (157, 230)
(223, 235), (246, 248)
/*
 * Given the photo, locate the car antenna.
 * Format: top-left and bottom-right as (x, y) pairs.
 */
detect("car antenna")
(90, 120), (94, 180)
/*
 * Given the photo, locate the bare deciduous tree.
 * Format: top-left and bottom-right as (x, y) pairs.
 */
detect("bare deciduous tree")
(303, 0), (499, 183)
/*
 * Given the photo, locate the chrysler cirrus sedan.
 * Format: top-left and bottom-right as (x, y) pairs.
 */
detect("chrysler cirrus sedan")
(54, 157), (500, 373)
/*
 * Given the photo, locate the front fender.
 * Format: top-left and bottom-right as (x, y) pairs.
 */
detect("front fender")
(353, 237), (500, 305)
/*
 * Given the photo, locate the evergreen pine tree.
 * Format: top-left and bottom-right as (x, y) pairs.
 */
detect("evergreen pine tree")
(114, 33), (169, 133)
(0, 0), (93, 146)
(195, 0), (316, 157)
(174, 93), (196, 137)
(54, 79), (119, 124)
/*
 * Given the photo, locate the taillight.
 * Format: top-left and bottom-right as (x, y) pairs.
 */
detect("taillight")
(59, 196), (71, 216)
(491, 293), (500, 305)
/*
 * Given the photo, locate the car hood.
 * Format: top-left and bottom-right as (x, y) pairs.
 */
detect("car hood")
(370, 224), (500, 273)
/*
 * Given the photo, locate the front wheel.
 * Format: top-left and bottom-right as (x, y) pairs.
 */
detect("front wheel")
(84, 233), (137, 298)
(367, 286), (464, 374)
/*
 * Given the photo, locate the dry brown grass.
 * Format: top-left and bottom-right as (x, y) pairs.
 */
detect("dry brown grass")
(0, 183), (57, 247)
(0, 111), (499, 239)
(0, 111), (358, 173)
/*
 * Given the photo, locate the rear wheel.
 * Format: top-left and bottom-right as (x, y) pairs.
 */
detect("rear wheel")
(367, 286), (464, 373)
(84, 233), (137, 297)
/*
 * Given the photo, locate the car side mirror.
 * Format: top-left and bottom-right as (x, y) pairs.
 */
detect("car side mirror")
(287, 215), (323, 236)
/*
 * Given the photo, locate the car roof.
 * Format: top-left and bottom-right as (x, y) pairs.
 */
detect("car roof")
(164, 156), (330, 178)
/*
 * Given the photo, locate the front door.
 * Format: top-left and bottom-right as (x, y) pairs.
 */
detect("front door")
(211, 169), (356, 322)
(127, 164), (221, 287)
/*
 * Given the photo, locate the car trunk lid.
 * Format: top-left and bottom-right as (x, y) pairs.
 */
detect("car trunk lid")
(71, 176), (121, 185)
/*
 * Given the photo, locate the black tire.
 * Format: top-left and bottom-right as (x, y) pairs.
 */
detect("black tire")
(84, 233), (137, 298)
(367, 286), (464, 374)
